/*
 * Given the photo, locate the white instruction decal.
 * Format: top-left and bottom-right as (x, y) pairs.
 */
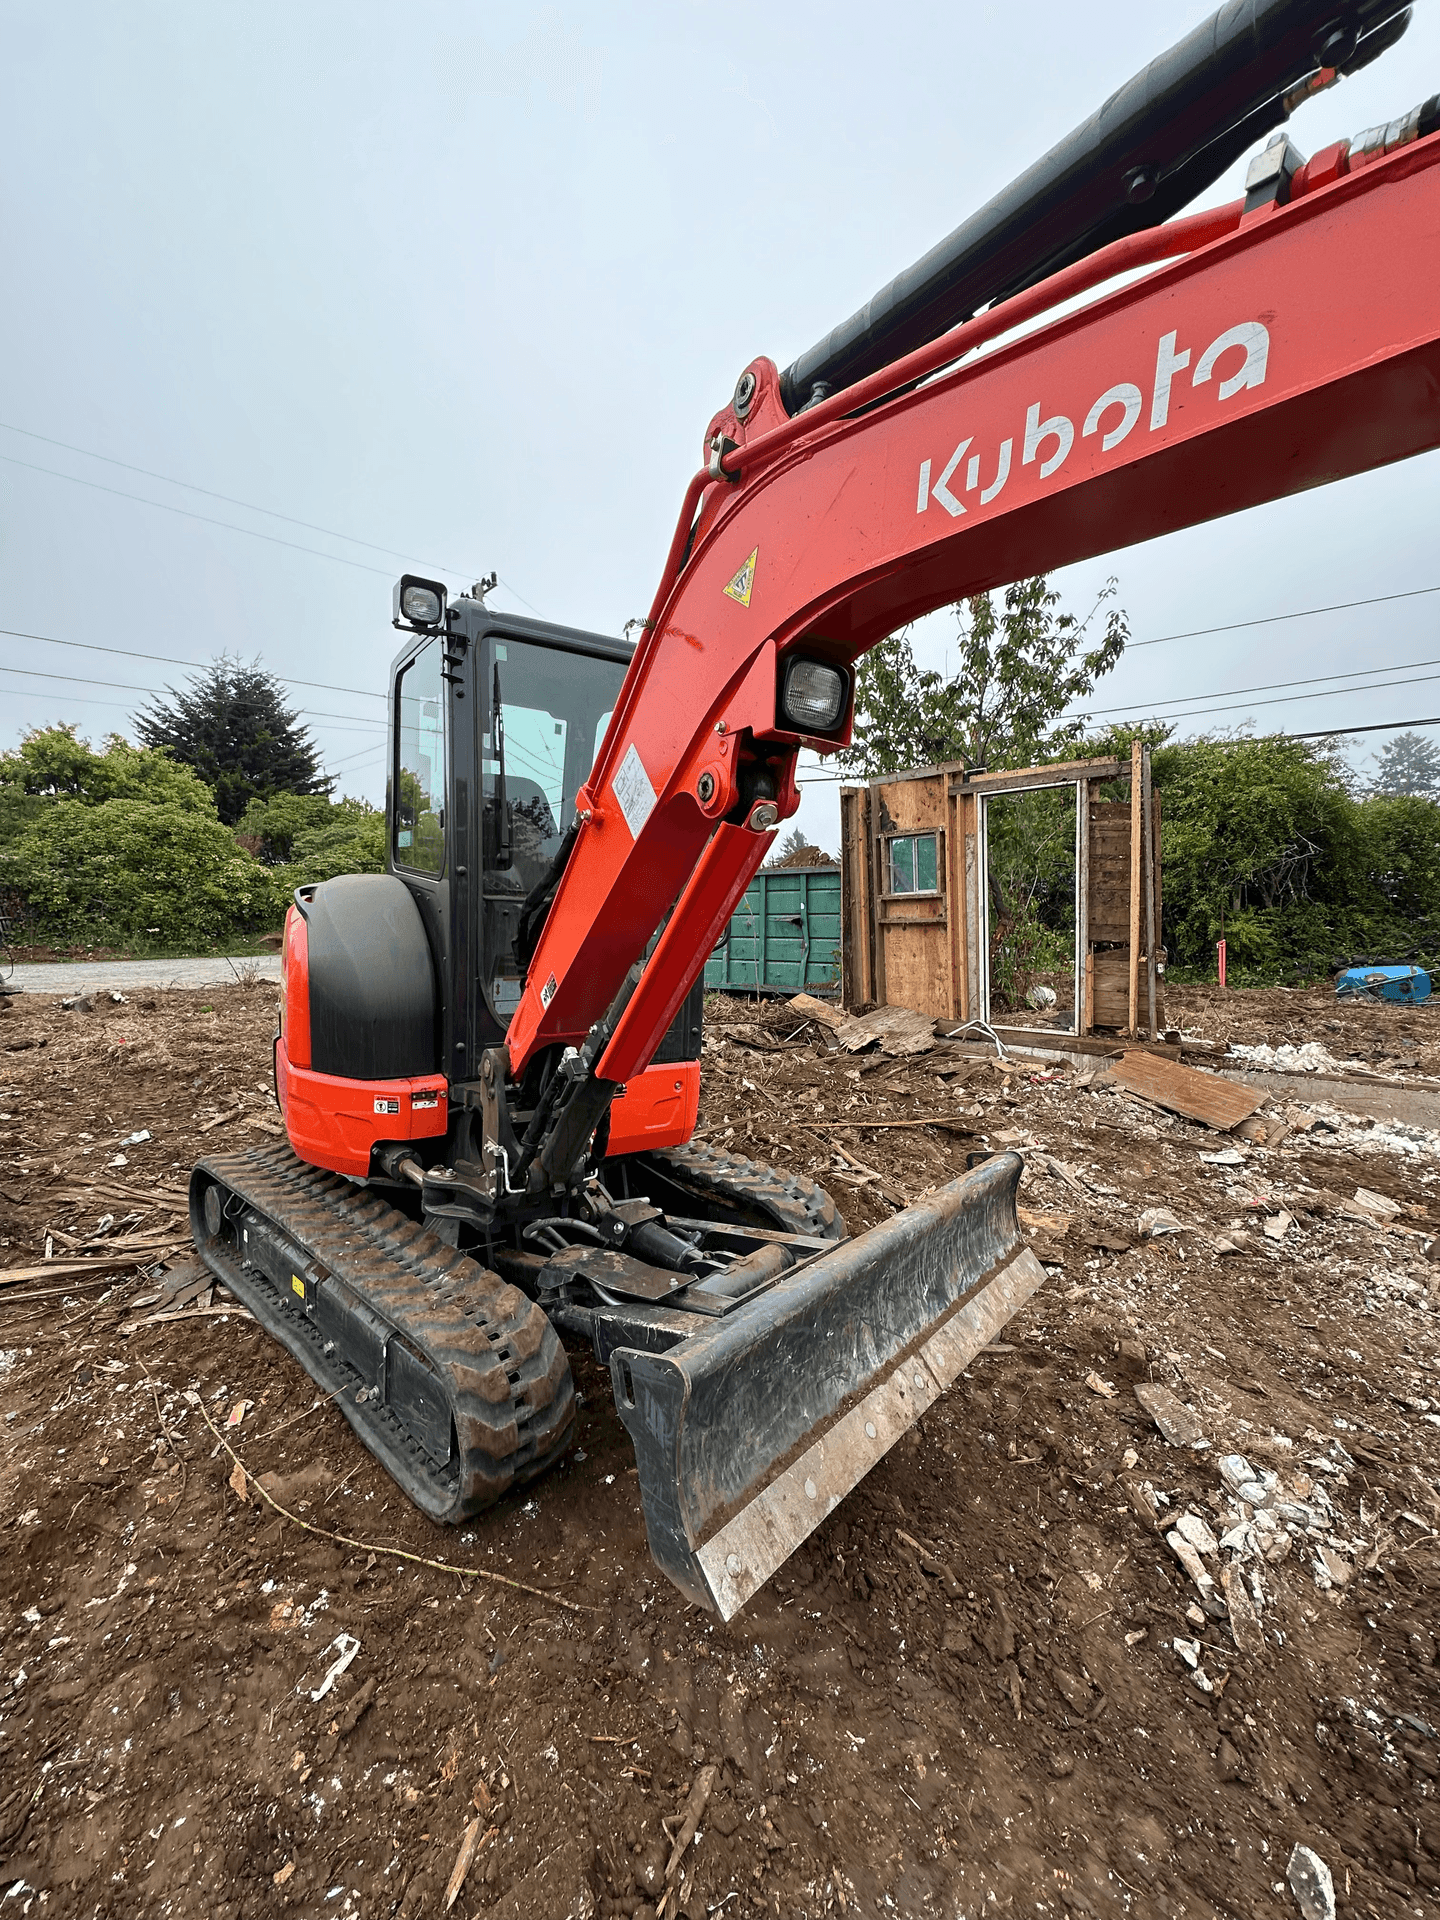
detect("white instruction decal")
(612, 742), (657, 840)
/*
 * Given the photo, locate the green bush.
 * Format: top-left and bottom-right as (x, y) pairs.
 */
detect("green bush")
(1, 795), (283, 946)
(272, 799), (386, 891)
(0, 726), (282, 948)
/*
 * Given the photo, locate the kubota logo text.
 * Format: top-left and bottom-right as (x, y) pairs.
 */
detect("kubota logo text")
(917, 321), (1270, 517)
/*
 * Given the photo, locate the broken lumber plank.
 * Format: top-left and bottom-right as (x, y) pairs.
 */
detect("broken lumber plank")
(785, 992), (847, 1031)
(1108, 1050), (1261, 1132)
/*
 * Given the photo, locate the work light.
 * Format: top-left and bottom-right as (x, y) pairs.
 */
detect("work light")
(780, 657), (848, 733)
(393, 575), (447, 629)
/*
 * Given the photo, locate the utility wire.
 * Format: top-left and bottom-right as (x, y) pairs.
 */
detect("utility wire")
(0, 662), (387, 731)
(1129, 583), (1440, 650)
(0, 625), (385, 700)
(0, 421), (543, 613)
(0, 453), (396, 575)
(1086, 653), (1440, 719)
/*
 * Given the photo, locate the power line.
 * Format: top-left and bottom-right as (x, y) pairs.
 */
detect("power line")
(0, 453), (396, 575)
(1130, 583), (1440, 651)
(0, 625), (384, 700)
(0, 662), (387, 732)
(1086, 654), (1440, 720)
(0, 420), (544, 614)
(0, 420), (473, 576)
(1093, 668), (1440, 725)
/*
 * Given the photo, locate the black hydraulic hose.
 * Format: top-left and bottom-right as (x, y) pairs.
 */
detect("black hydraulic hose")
(777, 0), (1412, 412)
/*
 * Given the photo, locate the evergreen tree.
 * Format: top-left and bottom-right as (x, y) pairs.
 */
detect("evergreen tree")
(1372, 729), (1440, 799)
(134, 657), (332, 825)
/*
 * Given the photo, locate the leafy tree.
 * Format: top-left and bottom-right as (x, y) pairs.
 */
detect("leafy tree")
(0, 724), (210, 809)
(1372, 730), (1440, 799)
(134, 657), (333, 825)
(838, 577), (1128, 778)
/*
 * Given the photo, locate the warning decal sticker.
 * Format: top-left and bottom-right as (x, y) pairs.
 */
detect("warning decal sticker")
(722, 547), (758, 608)
(611, 741), (657, 840)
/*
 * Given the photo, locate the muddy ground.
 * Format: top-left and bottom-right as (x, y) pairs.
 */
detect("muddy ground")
(2, 978), (1440, 1919)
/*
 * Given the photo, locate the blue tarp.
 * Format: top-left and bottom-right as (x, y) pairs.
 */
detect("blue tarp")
(1335, 965), (1431, 1003)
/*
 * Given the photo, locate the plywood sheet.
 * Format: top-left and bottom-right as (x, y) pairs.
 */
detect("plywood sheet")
(1109, 1051), (1262, 1131)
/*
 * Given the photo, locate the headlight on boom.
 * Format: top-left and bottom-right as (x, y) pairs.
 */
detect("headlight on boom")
(779, 657), (848, 734)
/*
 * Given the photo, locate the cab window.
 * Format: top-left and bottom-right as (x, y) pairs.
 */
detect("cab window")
(394, 640), (446, 875)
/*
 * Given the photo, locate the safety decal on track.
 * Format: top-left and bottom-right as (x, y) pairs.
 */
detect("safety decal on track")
(291, 1276), (305, 1299)
(540, 973), (559, 1008)
(722, 547), (758, 608)
(373, 1096), (400, 1114)
(611, 741), (657, 840)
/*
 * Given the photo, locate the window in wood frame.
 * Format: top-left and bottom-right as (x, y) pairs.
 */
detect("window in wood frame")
(886, 832), (938, 895)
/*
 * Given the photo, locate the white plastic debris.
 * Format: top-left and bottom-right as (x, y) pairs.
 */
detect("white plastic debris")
(1286, 1843), (1336, 1920)
(1173, 1637), (1201, 1669)
(1138, 1206), (1185, 1237)
(1199, 1148), (1246, 1167)
(305, 1633), (361, 1702)
(1230, 1042), (1348, 1075)
(1025, 984), (1057, 1010)
(119, 1130), (151, 1147)
(1219, 1454), (1279, 1508)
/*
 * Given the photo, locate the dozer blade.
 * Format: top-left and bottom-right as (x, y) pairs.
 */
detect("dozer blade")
(609, 1151), (1042, 1618)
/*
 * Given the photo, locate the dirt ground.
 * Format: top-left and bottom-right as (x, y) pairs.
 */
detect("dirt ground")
(3, 977), (1440, 1919)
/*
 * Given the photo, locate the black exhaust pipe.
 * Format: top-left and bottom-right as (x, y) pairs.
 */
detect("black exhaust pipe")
(778, 0), (1411, 414)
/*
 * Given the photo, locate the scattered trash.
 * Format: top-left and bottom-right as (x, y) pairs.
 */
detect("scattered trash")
(118, 1129), (150, 1147)
(1263, 1210), (1295, 1241)
(305, 1633), (362, 1703)
(1198, 1148), (1246, 1167)
(1135, 1383), (1208, 1448)
(1286, 1843), (1336, 1920)
(1025, 984), (1057, 1010)
(1138, 1206), (1185, 1238)
(1334, 963), (1430, 1005)
(228, 1461), (248, 1502)
(107, 1154), (128, 1169)
(225, 1399), (250, 1428)
(1350, 1186), (1402, 1222)
(273, 1860), (296, 1887)
(1084, 1371), (1117, 1399)
(1230, 1041), (1348, 1074)
(1218, 1454), (1278, 1508)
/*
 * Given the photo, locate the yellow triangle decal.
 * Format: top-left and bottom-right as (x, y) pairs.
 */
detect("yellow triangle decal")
(722, 547), (758, 608)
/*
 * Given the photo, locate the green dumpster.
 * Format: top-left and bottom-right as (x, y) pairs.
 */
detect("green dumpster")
(704, 865), (841, 996)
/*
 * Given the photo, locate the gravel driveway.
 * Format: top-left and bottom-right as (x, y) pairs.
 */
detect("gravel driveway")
(2, 955), (281, 994)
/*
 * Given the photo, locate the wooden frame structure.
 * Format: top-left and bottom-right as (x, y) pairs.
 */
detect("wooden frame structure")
(839, 746), (1159, 1037)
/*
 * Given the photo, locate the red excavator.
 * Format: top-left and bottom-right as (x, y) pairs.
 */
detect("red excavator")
(191, 0), (1440, 1618)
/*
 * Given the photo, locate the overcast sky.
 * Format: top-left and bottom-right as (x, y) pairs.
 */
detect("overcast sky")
(3, 1), (1437, 854)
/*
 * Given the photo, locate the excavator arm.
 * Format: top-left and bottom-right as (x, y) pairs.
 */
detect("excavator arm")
(508, 64), (1440, 1139)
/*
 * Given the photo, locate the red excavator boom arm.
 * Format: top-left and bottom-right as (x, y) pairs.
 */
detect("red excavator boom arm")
(508, 123), (1440, 1093)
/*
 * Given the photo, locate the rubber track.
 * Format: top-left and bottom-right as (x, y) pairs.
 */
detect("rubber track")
(646, 1142), (846, 1244)
(191, 1144), (574, 1524)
